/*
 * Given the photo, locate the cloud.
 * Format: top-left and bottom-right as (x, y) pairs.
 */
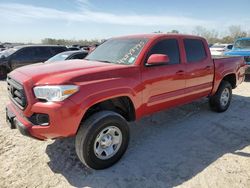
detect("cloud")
(0, 2), (211, 27)
(76, 0), (90, 5)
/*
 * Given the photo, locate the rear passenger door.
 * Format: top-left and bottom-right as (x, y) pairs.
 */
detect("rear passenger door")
(34, 47), (53, 62)
(183, 38), (214, 99)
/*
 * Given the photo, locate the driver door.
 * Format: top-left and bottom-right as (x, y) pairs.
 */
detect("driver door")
(141, 38), (186, 115)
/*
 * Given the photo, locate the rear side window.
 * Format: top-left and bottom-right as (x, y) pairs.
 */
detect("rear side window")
(70, 53), (88, 60)
(34, 47), (52, 59)
(227, 45), (233, 50)
(51, 47), (67, 55)
(184, 39), (207, 63)
(148, 39), (180, 65)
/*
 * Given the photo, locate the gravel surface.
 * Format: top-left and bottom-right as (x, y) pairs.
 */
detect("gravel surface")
(0, 78), (250, 188)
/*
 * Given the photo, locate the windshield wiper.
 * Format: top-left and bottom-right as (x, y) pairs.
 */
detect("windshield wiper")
(98, 60), (113, 64)
(85, 59), (114, 64)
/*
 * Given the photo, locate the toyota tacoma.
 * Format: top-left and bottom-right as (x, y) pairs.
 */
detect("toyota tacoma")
(6, 34), (246, 169)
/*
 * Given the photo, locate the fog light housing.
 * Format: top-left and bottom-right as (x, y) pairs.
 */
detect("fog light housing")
(29, 113), (50, 126)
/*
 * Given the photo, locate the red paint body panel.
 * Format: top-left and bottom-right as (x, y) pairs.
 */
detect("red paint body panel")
(6, 34), (246, 140)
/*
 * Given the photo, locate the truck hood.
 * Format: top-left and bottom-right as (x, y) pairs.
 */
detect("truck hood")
(225, 49), (250, 56)
(12, 60), (132, 85)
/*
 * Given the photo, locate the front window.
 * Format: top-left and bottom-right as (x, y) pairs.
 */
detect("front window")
(46, 53), (70, 63)
(234, 39), (250, 49)
(1, 48), (18, 58)
(86, 38), (148, 65)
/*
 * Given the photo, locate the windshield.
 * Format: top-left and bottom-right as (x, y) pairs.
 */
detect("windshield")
(1, 48), (18, 57)
(86, 38), (148, 65)
(234, 39), (250, 49)
(46, 52), (72, 63)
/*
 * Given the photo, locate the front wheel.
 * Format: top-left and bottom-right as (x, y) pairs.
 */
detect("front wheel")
(75, 111), (129, 169)
(209, 81), (232, 112)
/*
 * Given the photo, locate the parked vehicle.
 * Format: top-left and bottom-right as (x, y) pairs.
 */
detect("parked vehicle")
(80, 45), (90, 51)
(0, 45), (68, 79)
(0, 44), (5, 51)
(210, 43), (233, 56)
(89, 44), (99, 52)
(45, 50), (88, 63)
(6, 34), (246, 169)
(225, 38), (250, 74)
(67, 47), (81, 51)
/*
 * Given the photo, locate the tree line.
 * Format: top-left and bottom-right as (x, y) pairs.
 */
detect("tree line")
(162, 25), (250, 44)
(42, 25), (250, 46)
(41, 38), (105, 46)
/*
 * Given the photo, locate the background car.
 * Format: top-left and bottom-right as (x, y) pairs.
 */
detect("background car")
(0, 44), (5, 51)
(0, 45), (68, 79)
(210, 43), (233, 56)
(225, 38), (250, 74)
(67, 47), (81, 51)
(45, 50), (88, 63)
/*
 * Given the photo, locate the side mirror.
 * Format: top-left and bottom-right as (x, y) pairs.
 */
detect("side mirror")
(146, 54), (170, 66)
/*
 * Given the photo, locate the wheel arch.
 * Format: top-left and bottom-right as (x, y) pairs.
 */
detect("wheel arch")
(211, 72), (237, 96)
(81, 95), (136, 123)
(222, 73), (236, 89)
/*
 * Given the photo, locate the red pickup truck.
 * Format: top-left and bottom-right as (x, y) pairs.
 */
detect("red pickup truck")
(6, 34), (246, 169)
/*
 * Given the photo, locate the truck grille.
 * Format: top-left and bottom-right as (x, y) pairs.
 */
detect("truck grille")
(7, 77), (27, 109)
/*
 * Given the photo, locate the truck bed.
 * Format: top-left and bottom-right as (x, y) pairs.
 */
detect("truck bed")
(211, 56), (245, 95)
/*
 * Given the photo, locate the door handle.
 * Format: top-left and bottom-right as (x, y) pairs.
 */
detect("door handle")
(176, 70), (184, 75)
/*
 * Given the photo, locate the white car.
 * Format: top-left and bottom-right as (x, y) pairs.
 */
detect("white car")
(210, 44), (233, 56)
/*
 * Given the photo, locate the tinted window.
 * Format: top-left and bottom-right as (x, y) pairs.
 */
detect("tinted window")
(227, 45), (233, 50)
(34, 47), (52, 59)
(13, 48), (35, 61)
(184, 39), (207, 63)
(70, 53), (88, 60)
(148, 39), (180, 65)
(50, 47), (67, 55)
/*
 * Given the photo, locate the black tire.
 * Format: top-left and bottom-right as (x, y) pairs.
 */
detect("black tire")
(75, 111), (129, 169)
(0, 66), (7, 80)
(209, 81), (232, 112)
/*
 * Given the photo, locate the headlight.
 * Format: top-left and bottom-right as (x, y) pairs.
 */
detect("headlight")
(33, 85), (79, 102)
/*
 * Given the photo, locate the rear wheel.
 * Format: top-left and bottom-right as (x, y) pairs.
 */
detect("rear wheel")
(0, 67), (7, 80)
(209, 81), (232, 112)
(75, 111), (129, 169)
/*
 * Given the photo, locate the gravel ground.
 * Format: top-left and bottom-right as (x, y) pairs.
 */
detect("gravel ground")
(0, 78), (250, 188)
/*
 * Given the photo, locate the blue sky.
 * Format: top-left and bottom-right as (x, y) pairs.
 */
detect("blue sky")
(0, 0), (249, 43)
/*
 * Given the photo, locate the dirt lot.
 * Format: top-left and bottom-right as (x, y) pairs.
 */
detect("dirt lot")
(0, 79), (250, 188)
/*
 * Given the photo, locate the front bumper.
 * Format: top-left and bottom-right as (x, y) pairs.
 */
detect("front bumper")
(6, 104), (40, 139)
(6, 99), (84, 140)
